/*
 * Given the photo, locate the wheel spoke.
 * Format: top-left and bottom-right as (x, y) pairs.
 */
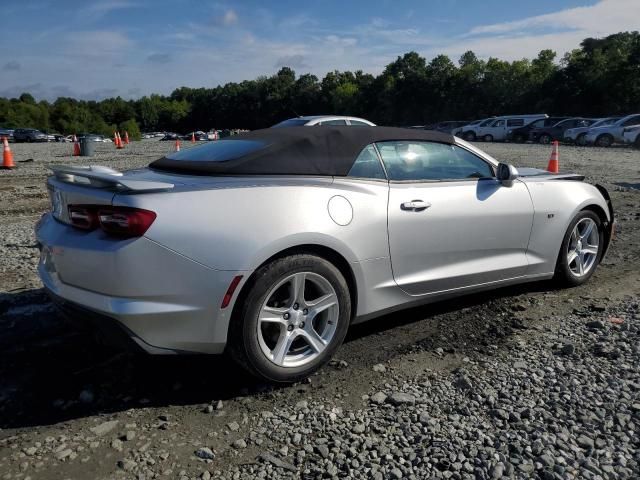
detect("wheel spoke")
(272, 331), (297, 365)
(582, 245), (598, 255)
(300, 326), (327, 353)
(580, 221), (595, 241)
(259, 306), (288, 326)
(306, 293), (337, 319)
(567, 250), (578, 266)
(290, 273), (306, 306)
(576, 255), (584, 275)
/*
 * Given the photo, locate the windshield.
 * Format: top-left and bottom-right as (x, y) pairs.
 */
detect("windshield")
(479, 118), (494, 127)
(272, 118), (309, 127)
(591, 117), (619, 128)
(164, 139), (266, 162)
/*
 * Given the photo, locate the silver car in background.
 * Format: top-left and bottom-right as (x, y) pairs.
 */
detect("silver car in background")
(36, 127), (614, 383)
(583, 113), (640, 147)
(272, 115), (375, 127)
(622, 125), (640, 147)
(564, 117), (619, 145)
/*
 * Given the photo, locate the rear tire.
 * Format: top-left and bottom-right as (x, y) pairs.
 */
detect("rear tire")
(554, 211), (603, 287)
(539, 134), (552, 145)
(483, 134), (493, 142)
(227, 254), (351, 383)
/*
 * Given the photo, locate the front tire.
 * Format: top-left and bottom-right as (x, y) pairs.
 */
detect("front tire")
(595, 134), (613, 147)
(463, 131), (476, 142)
(228, 254), (351, 383)
(483, 134), (493, 142)
(576, 133), (587, 146)
(554, 211), (603, 287)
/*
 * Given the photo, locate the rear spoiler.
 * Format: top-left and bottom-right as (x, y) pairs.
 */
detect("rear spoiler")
(517, 167), (585, 181)
(49, 165), (174, 192)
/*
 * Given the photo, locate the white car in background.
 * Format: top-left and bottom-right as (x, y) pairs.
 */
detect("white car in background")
(272, 116), (376, 127)
(462, 114), (547, 142)
(584, 114), (640, 147)
(622, 125), (640, 147)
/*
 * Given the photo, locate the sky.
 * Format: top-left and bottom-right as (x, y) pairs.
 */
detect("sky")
(1, 0), (638, 101)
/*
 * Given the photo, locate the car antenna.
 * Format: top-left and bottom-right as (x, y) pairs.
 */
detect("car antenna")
(290, 108), (302, 118)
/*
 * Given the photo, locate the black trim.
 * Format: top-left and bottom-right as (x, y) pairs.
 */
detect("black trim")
(46, 289), (144, 353)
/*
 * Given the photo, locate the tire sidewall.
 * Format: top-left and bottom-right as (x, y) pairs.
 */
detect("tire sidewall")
(236, 255), (351, 383)
(556, 211), (604, 287)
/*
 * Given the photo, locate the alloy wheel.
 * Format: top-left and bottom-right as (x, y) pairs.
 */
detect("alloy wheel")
(257, 272), (339, 368)
(566, 218), (599, 277)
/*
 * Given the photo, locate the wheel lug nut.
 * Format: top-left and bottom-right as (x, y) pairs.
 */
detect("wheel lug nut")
(300, 322), (305, 328)
(293, 303), (299, 310)
(287, 325), (294, 331)
(303, 308), (308, 315)
(283, 313), (290, 320)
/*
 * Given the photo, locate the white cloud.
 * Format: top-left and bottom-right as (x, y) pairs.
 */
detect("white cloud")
(223, 9), (238, 26)
(454, 0), (640, 60)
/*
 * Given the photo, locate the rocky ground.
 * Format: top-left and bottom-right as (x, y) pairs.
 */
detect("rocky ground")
(0, 139), (639, 480)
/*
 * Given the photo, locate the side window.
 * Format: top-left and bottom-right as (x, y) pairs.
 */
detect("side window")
(319, 119), (347, 126)
(493, 120), (505, 127)
(622, 115), (640, 126)
(375, 141), (493, 181)
(507, 119), (524, 127)
(348, 120), (369, 126)
(347, 145), (386, 180)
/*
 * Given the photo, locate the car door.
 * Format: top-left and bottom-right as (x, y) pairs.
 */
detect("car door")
(483, 119), (504, 140)
(616, 115), (640, 140)
(378, 141), (534, 296)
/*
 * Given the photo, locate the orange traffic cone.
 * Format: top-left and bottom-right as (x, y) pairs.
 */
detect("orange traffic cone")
(547, 140), (559, 173)
(1, 137), (16, 169)
(114, 131), (119, 147)
(124, 131), (130, 144)
(116, 132), (124, 149)
(175, 139), (181, 152)
(73, 134), (81, 156)
(191, 132), (196, 143)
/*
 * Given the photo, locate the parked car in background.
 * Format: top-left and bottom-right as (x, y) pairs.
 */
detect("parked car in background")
(622, 125), (640, 148)
(466, 114), (548, 142)
(452, 118), (492, 137)
(160, 132), (181, 141)
(183, 131), (208, 141)
(0, 128), (15, 142)
(272, 116), (376, 127)
(529, 118), (596, 144)
(77, 133), (111, 143)
(563, 117), (619, 146)
(506, 117), (568, 143)
(428, 121), (469, 134)
(584, 114), (640, 147)
(459, 118), (496, 141)
(13, 128), (48, 142)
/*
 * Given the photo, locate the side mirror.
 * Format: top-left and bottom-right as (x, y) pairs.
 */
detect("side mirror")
(496, 162), (518, 187)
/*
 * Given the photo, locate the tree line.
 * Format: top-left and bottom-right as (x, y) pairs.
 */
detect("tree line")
(1, 31), (639, 139)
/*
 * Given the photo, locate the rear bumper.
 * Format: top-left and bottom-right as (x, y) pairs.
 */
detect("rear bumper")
(36, 213), (246, 354)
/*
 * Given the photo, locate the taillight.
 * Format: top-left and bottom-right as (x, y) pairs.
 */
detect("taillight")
(97, 208), (157, 237)
(68, 206), (98, 230)
(67, 205), (156, 238)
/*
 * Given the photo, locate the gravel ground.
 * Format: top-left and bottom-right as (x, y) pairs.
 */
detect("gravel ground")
(0, 139), (639, 479)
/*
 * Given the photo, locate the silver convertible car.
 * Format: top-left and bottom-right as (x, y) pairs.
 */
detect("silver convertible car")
(36, 127), (614, 383)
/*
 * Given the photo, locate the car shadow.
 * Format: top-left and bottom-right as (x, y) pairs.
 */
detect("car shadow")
(0, 280), (556, 430)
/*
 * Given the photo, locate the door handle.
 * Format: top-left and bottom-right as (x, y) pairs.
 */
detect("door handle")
(401, 200), (431, 211)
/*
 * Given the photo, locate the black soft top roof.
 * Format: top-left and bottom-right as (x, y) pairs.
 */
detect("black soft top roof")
(150, 126), (455, 176)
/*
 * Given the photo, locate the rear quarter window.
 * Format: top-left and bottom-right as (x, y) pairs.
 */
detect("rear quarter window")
(165, 140), (266, 162)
